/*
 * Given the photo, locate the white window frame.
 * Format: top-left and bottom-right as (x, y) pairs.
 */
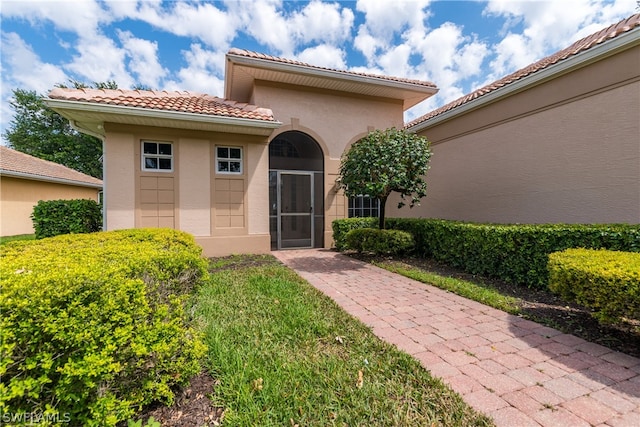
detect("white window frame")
(141, 141), (173, 172)
(348, 195), (380, 218)
(216, 146), (243, 175)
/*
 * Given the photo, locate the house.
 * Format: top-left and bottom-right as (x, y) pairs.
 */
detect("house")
(395, 13), (640, 224)
(0, 146), (103, 236)
(45, 13), (639, 256)
(45, 51), (437, 256)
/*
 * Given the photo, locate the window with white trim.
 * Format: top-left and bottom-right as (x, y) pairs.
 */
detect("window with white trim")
(142, 141), (173, 172)
(348, 195), (380, 218)
(216, 146), (243, 174)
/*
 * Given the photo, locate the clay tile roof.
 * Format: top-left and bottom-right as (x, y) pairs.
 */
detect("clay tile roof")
(0, 145), (103, 187)
(406, 13), (640, 129)
(228, 48), (438, 89)
(48, 88), (277, 122)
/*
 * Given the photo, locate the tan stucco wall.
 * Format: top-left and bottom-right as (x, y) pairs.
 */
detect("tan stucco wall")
(102, 124), (272, 256)
(0, 177), (99, 236)
(392, 46), (640, 224)
(253, 83), (406, 247)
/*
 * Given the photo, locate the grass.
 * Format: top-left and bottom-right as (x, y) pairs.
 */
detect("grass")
(0, 234), (35, 245)
(197, 255), (493, 426)
(372, 260), (521, 315)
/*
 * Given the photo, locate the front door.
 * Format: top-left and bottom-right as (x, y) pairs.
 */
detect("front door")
(273, 171), (314, 249)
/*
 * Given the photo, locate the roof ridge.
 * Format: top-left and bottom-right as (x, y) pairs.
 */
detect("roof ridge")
(228, 47), (437, 88)
(406, 12), (640, 129)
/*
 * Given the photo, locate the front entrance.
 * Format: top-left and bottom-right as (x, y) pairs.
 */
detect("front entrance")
(269, 131), (324, 250)
(272, 172), (314, 249)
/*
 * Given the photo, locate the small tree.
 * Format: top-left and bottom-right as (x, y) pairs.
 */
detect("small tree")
(338, 128), (432, 229)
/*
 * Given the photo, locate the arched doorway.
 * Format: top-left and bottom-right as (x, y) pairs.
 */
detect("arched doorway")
(269, 131), (324, 249)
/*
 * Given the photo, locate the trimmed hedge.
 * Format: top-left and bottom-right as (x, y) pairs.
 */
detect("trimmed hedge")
(332, 218), (640, 288)
(345, 228), (415, 255)
(31, 198), (102, 239)
(0, 229), (207, 426)
(332, 217), (378, 250)
(548, 249), (640, 324)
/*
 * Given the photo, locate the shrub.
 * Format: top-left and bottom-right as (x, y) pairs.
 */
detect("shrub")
(333, 218), (640, 288)
(31, 198), (102, 239)
(0, 229), (207, 426)
(548, 248), (640, 324)
(332, 217), (377, 251)
(345, 228), (415, 255)
(385, 218), (640, 288)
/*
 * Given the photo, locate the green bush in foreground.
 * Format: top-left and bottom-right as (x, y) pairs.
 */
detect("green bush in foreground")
(548, 248), (640, 324)
(0, 229), (207, 426)
(31, 198), (102, 239)
(345, 228), (415, 255)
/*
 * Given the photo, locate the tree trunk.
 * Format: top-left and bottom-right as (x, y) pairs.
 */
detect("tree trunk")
(379, 197), (387, 229)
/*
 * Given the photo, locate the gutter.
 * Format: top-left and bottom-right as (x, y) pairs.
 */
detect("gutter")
(409, 26), (640, 133)
(70, 119), (105, 141)
(0, 169), (103, 189)
(44, 99), (283, 130)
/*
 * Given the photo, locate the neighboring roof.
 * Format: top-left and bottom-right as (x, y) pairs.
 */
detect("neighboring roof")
(225, 48), (438, 110)
(406, 13), (640, 131)
(0, 145), (103, 188)
(45, 89), (282, 138)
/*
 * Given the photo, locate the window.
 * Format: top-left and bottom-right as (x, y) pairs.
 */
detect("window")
(216, 146), (243, 174)
(348, 195), (380, 218)
(142, 141), (173, 172)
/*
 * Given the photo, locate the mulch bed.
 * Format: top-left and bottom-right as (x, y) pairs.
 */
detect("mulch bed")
(132, 372), (224, 426)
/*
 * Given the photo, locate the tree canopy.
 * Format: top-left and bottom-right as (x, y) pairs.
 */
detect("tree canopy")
(338, 127), (432, 229)
(3, 89), (103, 179)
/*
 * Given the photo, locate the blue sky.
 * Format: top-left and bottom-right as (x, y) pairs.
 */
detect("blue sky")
(1, 0), (637, 142)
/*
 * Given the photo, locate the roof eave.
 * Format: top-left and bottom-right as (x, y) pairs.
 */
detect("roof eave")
(225, 51), (438, 107)
(408, 26), (640, 133)
(44, 98), (282, 137)
(1, 169), (103, 189)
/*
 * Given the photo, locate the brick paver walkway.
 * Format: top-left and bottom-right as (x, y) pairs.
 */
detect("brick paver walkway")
(272, 249), (640, 427)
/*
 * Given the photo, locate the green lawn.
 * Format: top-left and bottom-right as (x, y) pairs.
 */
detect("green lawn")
(197, 255), (493, 426)
(375, 260), (521, 315)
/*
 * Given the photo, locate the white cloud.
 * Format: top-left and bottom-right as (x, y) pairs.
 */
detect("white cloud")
(290, 0), (355, 45)
(240, 0), (355, 57)
(242, 0), (295, 55)
(377, 44), (413, 77)
(297, 45), (347, 69)
(65, 34), (134, 88)
(0, 0), (106, 34)
(356, 0), (431, 40)
(0, 32), (68, 143)
(106, 0), (241, 50)
(1, 32), (68, 92)
(484, 0), (637, 78)
(164, 44), (225, 96)
(117, 30), (168, 89)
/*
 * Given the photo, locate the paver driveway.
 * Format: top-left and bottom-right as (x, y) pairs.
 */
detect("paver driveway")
(273, 249), (640, 427)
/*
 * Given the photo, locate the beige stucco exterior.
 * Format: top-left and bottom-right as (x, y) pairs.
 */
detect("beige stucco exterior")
(49, 24), (640, 257)
(98, 86), (408, 256)
(0, 176), (100, 236)
(102, 124), (273, 256)
(252, 82), (405, 247)
(391, 44), (640, 224)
